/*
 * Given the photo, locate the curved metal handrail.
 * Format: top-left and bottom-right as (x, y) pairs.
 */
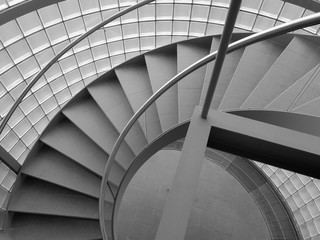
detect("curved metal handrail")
(99, 12), (320, 240)
(0, 0), (155, 153)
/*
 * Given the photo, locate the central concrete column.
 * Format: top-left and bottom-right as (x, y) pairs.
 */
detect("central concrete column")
(155, 107), (211, 240)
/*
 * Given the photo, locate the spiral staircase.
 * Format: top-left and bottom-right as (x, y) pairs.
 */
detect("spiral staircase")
(1, 30), (320, 239)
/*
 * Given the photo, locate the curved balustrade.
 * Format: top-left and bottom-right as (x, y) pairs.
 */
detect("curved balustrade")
(99, 12), (320, 240)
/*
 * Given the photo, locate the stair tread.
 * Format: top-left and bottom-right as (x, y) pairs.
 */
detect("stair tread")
(177, 42), (211, 121)
(7, 213), (102, 240)
(115, 62), (162, 142)
(292, 97), (320, 117)
(242, 36), (320, 109)
(63, 95), (135, 170)
(88, 77), (147, 155)
(9, 177), (100, 219)
(266, 64), (319, 110)
(292, 64), (320, 109)
(145, 50), (179, 132)
(22, 146), (101, 199)
(220, 39), (286, 110)
(40, 118), (108, 177)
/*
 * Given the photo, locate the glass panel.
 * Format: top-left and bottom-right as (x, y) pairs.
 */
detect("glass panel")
(50, 76), (68, 94)
(140, 22), (155, 36)
(17, 57), (40, 79)
(260, 0), (283, 18)
(79, 0), (100, 14)
(6, 40), (32, 64)
(209, 7), (228, 24)
(174, 4), (191, 20)
(92, 45), (109, 60)
(7, 0), (26, 7)
(13, 118), (31, 137)
(65, 17), (86, 38)
(140, 36), (155, 50)
(122, 23), (139, 38)
(173, 21), (189, 35)
(59, 56), (78, 73)
(75, 49), (93, 66)
(279, 3), (304, 21)
(69, 81), (85, 96)
(157, 21), (172, 35)
(83, 12), (103, 30)
(10, 81), (27, 100)
(109, 41), (124, 55)
(89, 29), (106, 47)
(191, 5), (209, 21)
(236, 11), (256, 30)
(46, 23), (68, 45)
(41, 97), (58, 114)
(124, 38), (139, 52)
(9, 140), (25, 159)
(241, 0), (262, 12)
(139, 4), (155, 21)
(95, 58), (111, 73)
(0, 0), (8, 11)
(17, 12), (42, 36)
(38, 4), (62, 27)
(253, 16), (275, 31)
(26, 30), (50, 54)
(34, 116), (49, 134)
(34, 85), (52, 103)
(307, 201), (320, 218)
(0, 163), (8, 183)
(1, 67), (23, 91)
(35, 48), (55, 68)
(0, 187), (7, 209)
(189, 22), (206, 36)
(58, 0), (81, 20)
(20, 95), (38, 115)
(21, 127), (37, 146)
(65, 69), (82, 85)
(27, 106), (45, 125)
(79, 63), (95, 78)
(0, 20), (23, 46)
(105, 26), (122, 42)
(0, 55), (14, 79)
(156, 4), (173, 20)
(121, 9), (138, 24)
(1, 130), (18, 151)
(55, 88), (72, 104)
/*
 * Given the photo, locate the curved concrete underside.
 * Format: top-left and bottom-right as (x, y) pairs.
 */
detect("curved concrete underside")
(114, 120), (301, 240)
(117, 149), (270, 240)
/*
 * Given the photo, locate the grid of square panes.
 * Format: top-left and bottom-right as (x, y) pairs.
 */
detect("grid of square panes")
(255, 161), (320, 239)
(0, 0), (320, 237)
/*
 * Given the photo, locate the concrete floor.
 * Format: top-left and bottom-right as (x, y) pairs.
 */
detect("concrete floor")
(117, 150), (270, 240)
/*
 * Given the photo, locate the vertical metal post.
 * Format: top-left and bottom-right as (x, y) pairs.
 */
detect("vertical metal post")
(201, 0), (242, 118)
(155, 107), (211, 240)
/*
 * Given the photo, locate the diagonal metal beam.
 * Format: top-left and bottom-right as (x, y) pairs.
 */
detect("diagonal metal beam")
(207, 110), (320, 178)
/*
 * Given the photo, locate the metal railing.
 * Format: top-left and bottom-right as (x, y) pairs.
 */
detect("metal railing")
(99, 12), (320, 240)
